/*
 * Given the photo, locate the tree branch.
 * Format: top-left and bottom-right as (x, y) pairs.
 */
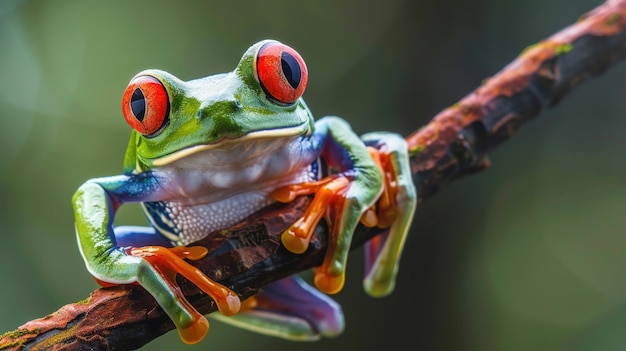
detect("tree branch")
(3, 0), (626, 349)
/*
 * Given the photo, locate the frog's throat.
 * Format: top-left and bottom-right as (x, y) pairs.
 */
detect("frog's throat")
(148, 124), (310, 167)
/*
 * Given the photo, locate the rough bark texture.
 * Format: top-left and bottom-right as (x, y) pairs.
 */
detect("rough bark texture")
(2, 0), (626, 349)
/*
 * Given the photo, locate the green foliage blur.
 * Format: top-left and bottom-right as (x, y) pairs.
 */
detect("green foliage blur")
(1, 0), (626, 350)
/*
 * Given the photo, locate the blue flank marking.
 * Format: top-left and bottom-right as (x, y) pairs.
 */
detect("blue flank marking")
(310, 158), (322, 181)
(143, 201), (181, 243)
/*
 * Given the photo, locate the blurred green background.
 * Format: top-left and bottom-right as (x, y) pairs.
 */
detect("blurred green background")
(1, 0), (626, 350)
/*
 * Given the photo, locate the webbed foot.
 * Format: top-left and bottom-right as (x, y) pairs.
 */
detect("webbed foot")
(272, 175), (356, 294)
(210, 276), (344, 340)
(129, 245), (241, 344)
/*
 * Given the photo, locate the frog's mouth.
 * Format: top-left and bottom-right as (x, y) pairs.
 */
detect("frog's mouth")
(149, 123), (310, 167)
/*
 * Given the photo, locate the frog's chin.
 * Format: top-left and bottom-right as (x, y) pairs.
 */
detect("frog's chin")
(148, 123), (310, 167)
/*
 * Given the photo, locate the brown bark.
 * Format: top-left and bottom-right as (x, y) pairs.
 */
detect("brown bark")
(2, 0), (626, 349)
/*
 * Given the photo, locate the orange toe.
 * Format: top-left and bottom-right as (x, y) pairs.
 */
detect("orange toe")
(360, 207), (378, 227)
(129, 245), (241, 321)
(178, 315), (210, 345)
(314, 270), (345, 295)
(169, 246), (208, 260)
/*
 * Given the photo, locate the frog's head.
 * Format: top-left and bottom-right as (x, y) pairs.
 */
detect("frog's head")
(121, 40), (313, 173)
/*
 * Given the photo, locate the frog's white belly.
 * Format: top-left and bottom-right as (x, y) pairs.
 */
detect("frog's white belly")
(144, 164), (318, 245)
(142, 136), (321, 245)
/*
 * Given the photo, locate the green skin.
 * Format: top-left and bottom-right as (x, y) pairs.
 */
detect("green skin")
(73, 40), (416, 342)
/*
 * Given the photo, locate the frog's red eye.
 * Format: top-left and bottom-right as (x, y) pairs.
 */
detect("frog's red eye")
(255, 42), (308, 105)
(122, 75), (170, 136)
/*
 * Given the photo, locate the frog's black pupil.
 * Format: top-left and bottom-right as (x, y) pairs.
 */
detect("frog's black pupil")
(281, 52), (301, 89)
(130, 88), (146, 121)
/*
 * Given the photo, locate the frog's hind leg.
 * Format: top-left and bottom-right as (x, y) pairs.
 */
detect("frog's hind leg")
(361, 132), (417, 297)
(210, 275), (344, 341)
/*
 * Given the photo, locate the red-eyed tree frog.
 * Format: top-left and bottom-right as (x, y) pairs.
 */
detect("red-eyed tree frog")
(73, 40), (416, 344)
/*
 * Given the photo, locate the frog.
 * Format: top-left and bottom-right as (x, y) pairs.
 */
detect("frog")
(72, 39), (417, 344)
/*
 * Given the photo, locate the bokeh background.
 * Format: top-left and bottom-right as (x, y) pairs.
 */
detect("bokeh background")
(1, 0), (626, 350)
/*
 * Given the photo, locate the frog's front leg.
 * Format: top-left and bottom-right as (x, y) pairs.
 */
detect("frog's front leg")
(273, 116), (385, 294)
(73, 175), (240, 344)
(273, 119), (416, 297)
